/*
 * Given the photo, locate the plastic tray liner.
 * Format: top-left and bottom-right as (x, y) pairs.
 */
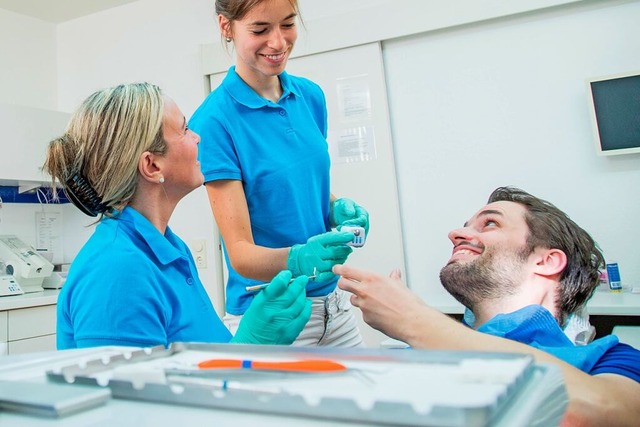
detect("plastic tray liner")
(47, 342), (536, 427)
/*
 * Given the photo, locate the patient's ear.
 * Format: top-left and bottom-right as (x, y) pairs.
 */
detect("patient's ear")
(534, 248), (567, 278)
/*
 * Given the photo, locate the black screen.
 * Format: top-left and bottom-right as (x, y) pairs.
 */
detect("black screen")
(590, 74), (640, 153)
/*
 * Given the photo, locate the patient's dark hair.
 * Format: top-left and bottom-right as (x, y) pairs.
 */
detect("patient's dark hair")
(488, 186), (605, 326)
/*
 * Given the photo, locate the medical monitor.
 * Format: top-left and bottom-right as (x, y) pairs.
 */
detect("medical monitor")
(587, 71), (640, 156)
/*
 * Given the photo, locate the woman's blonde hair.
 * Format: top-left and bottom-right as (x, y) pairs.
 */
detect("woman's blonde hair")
(43, 83), (166, 217)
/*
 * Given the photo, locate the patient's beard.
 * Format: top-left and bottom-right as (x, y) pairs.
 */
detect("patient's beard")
(439, 246), (528, 310)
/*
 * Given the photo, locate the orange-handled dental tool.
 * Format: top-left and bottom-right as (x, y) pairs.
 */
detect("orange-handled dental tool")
(197, 359), (347, 373)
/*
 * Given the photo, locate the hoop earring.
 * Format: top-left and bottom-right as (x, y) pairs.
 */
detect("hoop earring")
(225, 37), (232, 43)
(159, 176), (165, 184)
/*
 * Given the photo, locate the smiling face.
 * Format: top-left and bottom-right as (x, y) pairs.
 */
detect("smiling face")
(439, 201), (534, 309)
(160, 96), (203, 196)
(221, 0), (298, 88)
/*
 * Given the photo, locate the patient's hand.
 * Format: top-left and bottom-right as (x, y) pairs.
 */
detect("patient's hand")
(389, 268), (402, 280)
(334, 264), (426, 342)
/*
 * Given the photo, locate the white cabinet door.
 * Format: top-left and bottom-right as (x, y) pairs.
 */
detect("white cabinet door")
(5, 305), (56, 355)
(7, 305), (56, 341)
(0, 311), (7, 342)
(0, 103), (70, 185)
(0, 311), (7, 356)
(8, 334), (56, 354)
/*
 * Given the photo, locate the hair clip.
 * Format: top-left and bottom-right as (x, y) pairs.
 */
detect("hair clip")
(64, 172), (108, 217)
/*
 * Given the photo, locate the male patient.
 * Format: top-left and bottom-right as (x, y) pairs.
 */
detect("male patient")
(334, 186), (640, 426)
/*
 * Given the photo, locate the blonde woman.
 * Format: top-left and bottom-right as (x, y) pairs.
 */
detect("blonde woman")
(45, 82), (311, 349)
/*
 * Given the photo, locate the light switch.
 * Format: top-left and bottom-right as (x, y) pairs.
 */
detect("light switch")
(191, 239), (207, 269)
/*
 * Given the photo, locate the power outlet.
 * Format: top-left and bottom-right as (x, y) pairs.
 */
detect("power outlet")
(191, 239), (207, 269)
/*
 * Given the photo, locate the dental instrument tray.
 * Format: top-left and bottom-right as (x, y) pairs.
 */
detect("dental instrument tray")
(46, 342), (566, 427)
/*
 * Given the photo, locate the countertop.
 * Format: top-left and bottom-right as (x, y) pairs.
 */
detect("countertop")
(0, 289), (60, 311)
(1, 286), (639, 315)
(587, 287), (640, 316)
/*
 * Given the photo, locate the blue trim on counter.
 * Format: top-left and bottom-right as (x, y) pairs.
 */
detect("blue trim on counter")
(0, 186), (69, 204)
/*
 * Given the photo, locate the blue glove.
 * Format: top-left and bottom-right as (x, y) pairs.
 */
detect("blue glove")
(330, 198), (370, 236)
(287, 231), (354, 282)
(232, 270), (312, 345)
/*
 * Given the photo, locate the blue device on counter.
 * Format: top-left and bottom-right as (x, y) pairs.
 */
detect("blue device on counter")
(606, 262), (622, 291)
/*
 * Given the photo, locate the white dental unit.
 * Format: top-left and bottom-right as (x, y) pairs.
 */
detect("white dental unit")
(0, 235), (54, 294)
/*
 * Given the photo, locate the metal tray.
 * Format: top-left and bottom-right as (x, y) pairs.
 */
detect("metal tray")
(46, 342), (549, 427)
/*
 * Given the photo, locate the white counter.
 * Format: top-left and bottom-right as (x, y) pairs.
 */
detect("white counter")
(0, 289), (60, 311)
(587, 288), (640, 316)
(438, 288), (640, 317)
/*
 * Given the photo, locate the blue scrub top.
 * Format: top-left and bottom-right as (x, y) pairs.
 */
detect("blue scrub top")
(57, 207), (232, 349)
(190, 66), (335, 314)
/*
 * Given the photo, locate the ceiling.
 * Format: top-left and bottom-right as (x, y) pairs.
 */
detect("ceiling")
(0, 0), (138, 23)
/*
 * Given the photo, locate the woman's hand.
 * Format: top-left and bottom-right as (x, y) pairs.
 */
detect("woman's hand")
(232, 270), (312, 345)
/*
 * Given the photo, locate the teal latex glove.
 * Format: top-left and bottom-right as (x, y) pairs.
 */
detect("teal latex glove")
(287, 231), (354, 282)
(232, 270), (312, 345)
(329, 198), (370, 236)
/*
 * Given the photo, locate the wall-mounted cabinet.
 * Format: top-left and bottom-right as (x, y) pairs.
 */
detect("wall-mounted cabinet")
(0, 103), (70, 186)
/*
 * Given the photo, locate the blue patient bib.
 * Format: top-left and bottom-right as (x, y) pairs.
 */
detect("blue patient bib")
(477, 305), (618, 372)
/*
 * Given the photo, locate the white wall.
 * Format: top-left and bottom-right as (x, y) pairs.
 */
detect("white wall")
(0, 9), (57, 109)
(56, 0), (216, 119)
(384, 0), (640, 307)
(0, 9), (62, 260)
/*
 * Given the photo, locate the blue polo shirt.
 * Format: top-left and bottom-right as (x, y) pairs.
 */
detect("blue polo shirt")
(189, 66), (334, 314)
(57, 207), (232, 349)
